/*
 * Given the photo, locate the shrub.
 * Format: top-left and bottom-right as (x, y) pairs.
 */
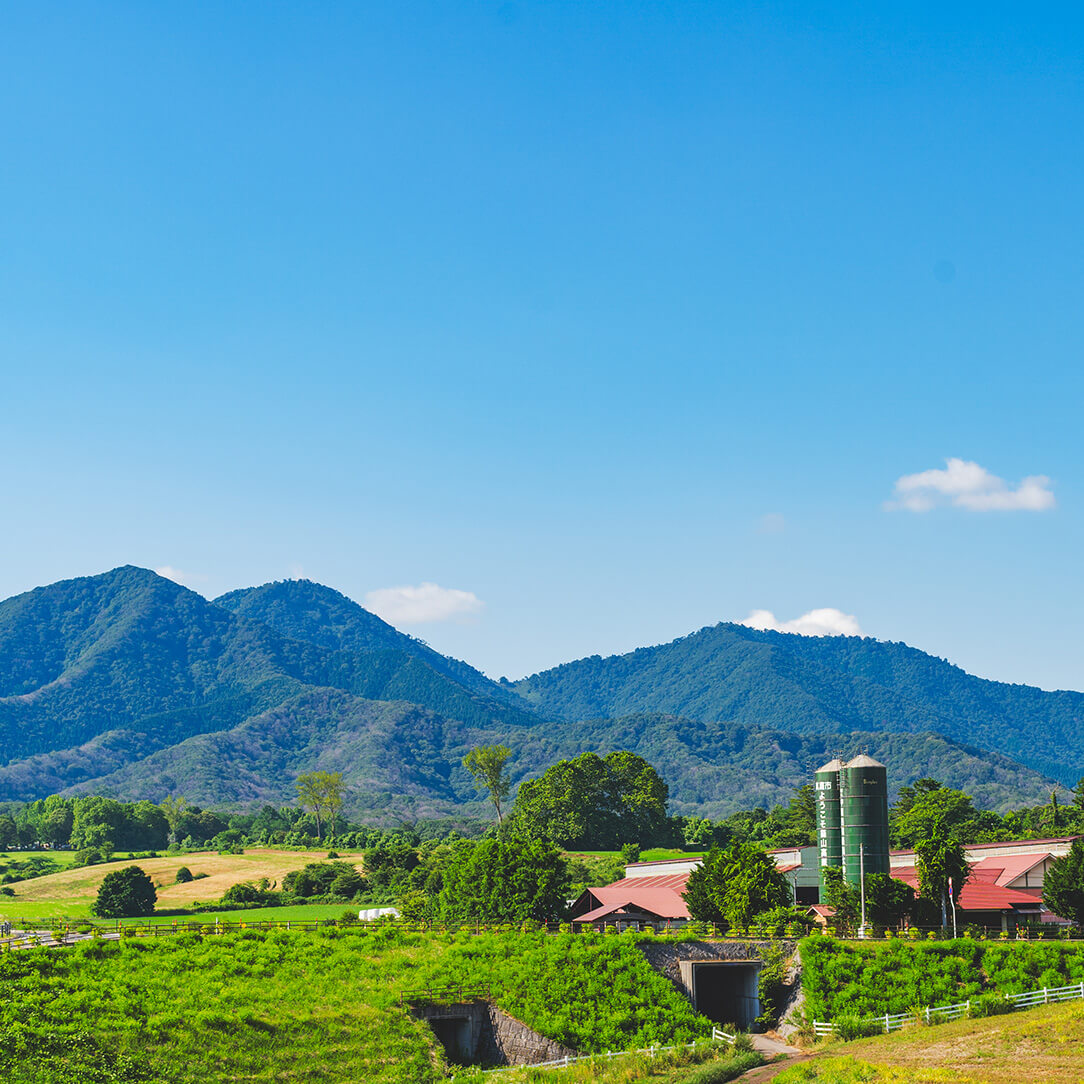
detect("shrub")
(681, 1052), (763, 1084)
(175, 867), (193, 884)
(833, 1016), (883, 1041)
(968, 993), (1014, 1019)
(91, 866), (157, 918)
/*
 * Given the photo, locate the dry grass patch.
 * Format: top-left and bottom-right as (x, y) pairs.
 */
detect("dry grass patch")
(783, 1000), (1084, 1084)
(3, 848), (364, 912)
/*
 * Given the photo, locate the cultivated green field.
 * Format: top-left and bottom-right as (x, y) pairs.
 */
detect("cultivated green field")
(0, 926), (720, 1083)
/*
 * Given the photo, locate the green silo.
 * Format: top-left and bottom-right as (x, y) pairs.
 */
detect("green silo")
(814, 758), (844, 894)
(840, 754), (890, 884)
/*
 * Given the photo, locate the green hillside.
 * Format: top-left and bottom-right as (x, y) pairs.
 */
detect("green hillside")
(513, 623), (1084, 784)
(0, 568), (537, 805)
(216, 579), (518, 704)
(0, 568), (1064, 816)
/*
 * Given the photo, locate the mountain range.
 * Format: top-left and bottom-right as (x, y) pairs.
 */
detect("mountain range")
(0, 566), (1075, 821)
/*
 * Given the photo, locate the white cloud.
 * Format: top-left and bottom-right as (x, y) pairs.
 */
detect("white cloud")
(741, 608), (863, 637)
(155, 566), (209, 591)
(365, 582), (485, 625)
(887, 458), (1055, 513)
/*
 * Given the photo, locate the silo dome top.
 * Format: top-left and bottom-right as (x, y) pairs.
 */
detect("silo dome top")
(844, 754), (886, 769)
(815, 758), (845, 773)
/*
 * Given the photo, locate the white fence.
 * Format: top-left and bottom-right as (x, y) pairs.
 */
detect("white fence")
(813, 980), (1084, 1037)
(484, 1029), (738, 1073)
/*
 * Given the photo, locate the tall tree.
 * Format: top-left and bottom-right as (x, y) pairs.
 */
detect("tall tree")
(295, 771), (346, 840)
(462, 745), (512, 825)
(914, 816), (971, 927)
(159, 796), (188, 845)
(509, 751), (668, 849)
(435, 838), (569, 923)
(684, 841), (791, 928)
(1043, 838), (1084, 926)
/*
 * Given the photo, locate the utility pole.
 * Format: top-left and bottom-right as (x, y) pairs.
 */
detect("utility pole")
(949, 876), (957, 939)
(859, 842), (867, 938)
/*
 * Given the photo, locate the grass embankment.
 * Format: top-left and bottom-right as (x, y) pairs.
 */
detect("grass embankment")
(776, 999), (1084, 1083)
(0, 926), (717, 1083)
(461, 1049), (763, 1083)
(800, 937), (1084, 1020)
(0, 848), (364, 920)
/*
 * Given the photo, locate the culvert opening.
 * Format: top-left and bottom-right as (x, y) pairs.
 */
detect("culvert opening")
(428, 1014), (475, 1065)
(408, 998), (577, 1068)
(679, 960), (763, 1030)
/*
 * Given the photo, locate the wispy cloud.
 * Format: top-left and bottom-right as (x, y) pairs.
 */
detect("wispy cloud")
(155, 566), (209, 591)
(887, 458), (1055, 512)
(741, 608), (863, 637)
(365, 582), (484, 624)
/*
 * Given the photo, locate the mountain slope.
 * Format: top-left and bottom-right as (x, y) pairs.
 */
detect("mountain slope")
(0, 567), (538, 800)
(512, 624), (1084, 784)
(215, 580), (514, 703)
(0, 568), (1067, 815)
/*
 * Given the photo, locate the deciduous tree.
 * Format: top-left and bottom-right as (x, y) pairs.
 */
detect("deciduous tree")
(914, 817), (971, 927)
(91, 866), (157, 918)
(1043, 838), (1084, 926)
(462, 745), (512, 825)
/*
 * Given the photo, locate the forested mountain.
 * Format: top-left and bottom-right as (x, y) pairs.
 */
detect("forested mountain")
(513, 624), (1084, 785)
(0, 567), (537, 806)
(216, 579), (516, 704)
(0, 567), (1069, 818)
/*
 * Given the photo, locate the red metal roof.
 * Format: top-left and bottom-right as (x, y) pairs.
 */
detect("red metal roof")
(890, 866), (1041, 911)
(571, 874), (691, 922)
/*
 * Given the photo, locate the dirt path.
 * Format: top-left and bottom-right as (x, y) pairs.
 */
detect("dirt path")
(741, 1054), (810, 1081)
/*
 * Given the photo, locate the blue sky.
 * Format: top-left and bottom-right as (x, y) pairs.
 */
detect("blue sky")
(1, 2), (1081, 689)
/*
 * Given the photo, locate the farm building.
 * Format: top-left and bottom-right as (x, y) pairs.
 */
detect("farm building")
(568, 836), (1078, 930)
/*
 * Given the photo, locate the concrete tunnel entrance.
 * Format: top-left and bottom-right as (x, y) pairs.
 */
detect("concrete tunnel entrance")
(678, 960), (762, 1029)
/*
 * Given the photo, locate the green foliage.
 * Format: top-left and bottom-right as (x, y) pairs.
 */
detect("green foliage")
(684, 842), (791, 928)
(91, 866), (157, 919)
(1042, 838), (1084, 926)
(967, 992), (1014, 1018)
(462, 745), (512, 824)
(0, 926), (714, 1083)
(800, 937), (1084, 1021)
(174, 866), (193, 884)
(509, 751), (669, 849)
(282, 861), (367, 901)
(0, 1022), (155, 1083)
(678, 1052), (764, 1084)
(821, 869), (914, 933)
(914, 821), (971, 925)
(436, 838), (570, 922)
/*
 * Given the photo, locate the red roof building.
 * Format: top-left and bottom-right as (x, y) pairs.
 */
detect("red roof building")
(569, 836), (1076, 929)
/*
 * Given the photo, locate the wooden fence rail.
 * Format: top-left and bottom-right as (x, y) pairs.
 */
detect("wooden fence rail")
(813, 981), (1084, 1037)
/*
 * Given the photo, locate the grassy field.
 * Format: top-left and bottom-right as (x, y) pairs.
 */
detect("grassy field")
(0, 926), (717, 1083)
(565, 849), (702, 863)
(777, 999), (1084, 1083)
(0, 848), (364, 920)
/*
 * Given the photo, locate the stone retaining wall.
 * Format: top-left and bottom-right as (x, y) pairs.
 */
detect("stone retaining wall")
(410, 999), (576, 1067)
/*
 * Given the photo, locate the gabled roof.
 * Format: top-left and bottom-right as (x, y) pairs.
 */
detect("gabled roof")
(570, 873), (690, 922)
(891, 865), (1042, 911)
(969, 852), (1051, 887)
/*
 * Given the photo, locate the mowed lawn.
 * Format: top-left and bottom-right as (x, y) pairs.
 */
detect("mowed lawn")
(0, 848), (364, 919)
(778, 1000), (1084, 1083)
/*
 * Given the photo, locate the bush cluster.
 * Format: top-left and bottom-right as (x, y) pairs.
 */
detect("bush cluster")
(801, 937), (1084, 1020)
